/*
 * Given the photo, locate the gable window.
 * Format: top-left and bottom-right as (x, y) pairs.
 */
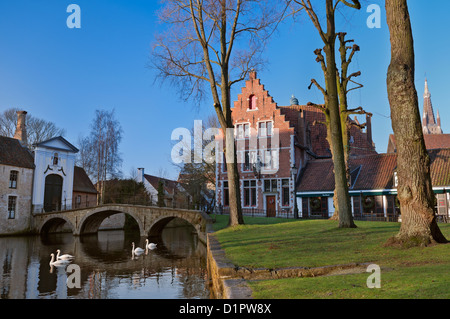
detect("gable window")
(243, 180), (257, 207)
(236, 123), (250, 139)
(9, 171), (18, 189)
(248, 95), (257, 110)
(8, 196), (17, 219)
(258, 121), (273, 137)
(53, 153), (59, 166)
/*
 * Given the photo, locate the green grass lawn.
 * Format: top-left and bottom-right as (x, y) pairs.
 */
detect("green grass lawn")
(211, 214), (450, 299)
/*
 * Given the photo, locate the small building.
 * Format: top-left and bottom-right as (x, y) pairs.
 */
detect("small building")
(136, 168), (191, 208)
(31, 136), (79, 213)
(72, 166), (98, 209)
(296, 149), (450, 220)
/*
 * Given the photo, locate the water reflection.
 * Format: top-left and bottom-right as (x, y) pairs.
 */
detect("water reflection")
(0, 224), (208, 299)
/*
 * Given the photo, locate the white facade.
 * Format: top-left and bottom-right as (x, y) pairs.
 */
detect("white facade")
(32, 137), (78, 213)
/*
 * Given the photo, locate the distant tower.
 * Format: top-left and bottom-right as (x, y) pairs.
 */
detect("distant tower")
(422, 78), (443, 134)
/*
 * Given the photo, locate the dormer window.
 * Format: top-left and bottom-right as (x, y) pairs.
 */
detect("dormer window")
(53, 153), (59, 166)
(248, 95), (257, 110)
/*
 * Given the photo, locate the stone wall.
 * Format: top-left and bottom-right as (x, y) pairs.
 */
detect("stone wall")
(0, 165), (34, 235)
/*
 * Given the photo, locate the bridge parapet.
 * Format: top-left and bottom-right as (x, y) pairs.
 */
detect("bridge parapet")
(33, 204), (214, 244)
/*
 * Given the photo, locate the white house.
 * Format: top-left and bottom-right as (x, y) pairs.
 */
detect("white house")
(31, 136), (79, 213)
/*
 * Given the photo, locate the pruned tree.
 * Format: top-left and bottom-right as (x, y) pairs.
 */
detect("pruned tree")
(0, 108), (66, 148)
(330, 32), (372, 220)
(152, 0), (284, 226)
(291, 0), (361, 228)
(385, 0), (447, 246)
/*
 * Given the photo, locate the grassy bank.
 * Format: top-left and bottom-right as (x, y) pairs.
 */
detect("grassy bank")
(211, 215), (450, 299)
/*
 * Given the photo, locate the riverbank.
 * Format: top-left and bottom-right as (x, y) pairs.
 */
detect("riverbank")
(209, 215), (450, 299)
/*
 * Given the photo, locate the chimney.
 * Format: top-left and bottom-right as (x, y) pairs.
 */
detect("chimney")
(436, 109), (441, 128)
(249, 69), (257, 81)
(137, 168), (145, 183)
(14, 111), (28, 146)
(366, 114), (373, 148)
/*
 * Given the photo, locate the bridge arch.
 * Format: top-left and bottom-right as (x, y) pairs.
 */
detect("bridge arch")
(40, 216), (75, 234)
(147, 215), (198, 238)
(77, 208), (144, 236)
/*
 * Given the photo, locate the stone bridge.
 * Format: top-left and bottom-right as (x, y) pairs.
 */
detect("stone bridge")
(31, 204), (214, 244)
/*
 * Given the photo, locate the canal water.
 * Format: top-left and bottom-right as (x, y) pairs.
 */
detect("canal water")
(0, 222), (209, 299)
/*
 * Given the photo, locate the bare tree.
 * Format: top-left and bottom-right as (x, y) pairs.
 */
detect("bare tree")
(385, 0), (447, 246)
(0, 108), (66, 147)
(290, 0), (361, 228)
(152, 0), (283, 226)
(77, 109), (123, 204)
(176, 113), (218, 210)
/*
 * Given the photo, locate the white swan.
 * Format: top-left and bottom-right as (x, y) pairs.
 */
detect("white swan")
(132, 242), (145, 255)
(56, 249), (74, 260)
(49, 253), (71, 267)
(145, 239), (157, 250)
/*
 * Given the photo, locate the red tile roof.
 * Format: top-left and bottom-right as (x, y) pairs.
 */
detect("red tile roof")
(387, 134), (450, 152)
(297, 149), (450, 192)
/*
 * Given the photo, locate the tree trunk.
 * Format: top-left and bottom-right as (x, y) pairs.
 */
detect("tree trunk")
(385, 0), (447, 246)
(324, 0), (355, 228)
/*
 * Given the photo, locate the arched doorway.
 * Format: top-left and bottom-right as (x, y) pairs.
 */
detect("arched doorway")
(44, 174), (63, 212)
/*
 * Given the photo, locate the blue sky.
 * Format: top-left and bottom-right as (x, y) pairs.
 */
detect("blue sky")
(0, 1), (448, 180)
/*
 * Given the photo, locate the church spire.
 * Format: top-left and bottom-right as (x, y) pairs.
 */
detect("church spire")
(422, 78), (443, 134)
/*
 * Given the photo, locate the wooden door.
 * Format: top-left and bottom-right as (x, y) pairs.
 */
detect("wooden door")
(266, 195), (276, 217)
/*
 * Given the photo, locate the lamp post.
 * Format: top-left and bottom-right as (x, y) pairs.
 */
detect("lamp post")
(291, 164), (298, 219)
(252, 154), (262, 180)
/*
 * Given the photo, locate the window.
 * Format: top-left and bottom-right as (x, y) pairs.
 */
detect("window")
(264, 179), (277, 192)
(9, 171), (18, 189)
(53, 153), (59, 166)
(243, 151), (256, 172)
(8, 196), (17, 219)
(258, 121), (273, 137)
(261, 149), (279, 171)
(281, 179), (290, 206)
(236, 123), (250, 139)
(248, 95), (257, 110)
(243, 180), (257, 207)
(223, 181), (229, 206)
(76, 195), (81, 208)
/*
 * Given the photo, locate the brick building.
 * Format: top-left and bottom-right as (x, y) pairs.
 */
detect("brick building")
(215, 72), (376, 217)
